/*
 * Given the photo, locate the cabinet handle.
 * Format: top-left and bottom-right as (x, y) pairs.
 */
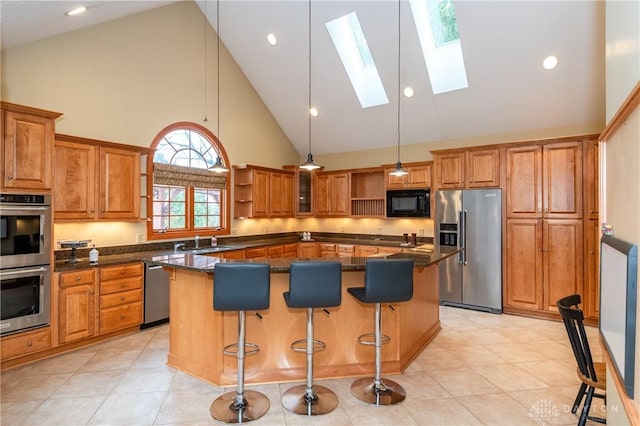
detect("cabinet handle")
(27, 341), (33, 347)
(90, 209), (95, 213)
(120, 270), (126, 275)
(537, 248), (542, 252)
(590, 210), (595, 214)
(120, 283), (126, 288)
(120, 296), (126, 301)
(590, 250), (595, 255)
(76, 276), (81, 281)
(90, 290), (94, 295)
(120, 314), (126, 320)
(7, 176), (13, 180)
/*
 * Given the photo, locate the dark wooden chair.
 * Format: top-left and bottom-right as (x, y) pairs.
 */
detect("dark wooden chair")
(557, 294), (606, 425)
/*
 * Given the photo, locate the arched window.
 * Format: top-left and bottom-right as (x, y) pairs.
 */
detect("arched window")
(147, 122), (230, 240)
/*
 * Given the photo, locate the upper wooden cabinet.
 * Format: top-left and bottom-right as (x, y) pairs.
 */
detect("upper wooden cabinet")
(54, 135), (141, 221)
(233, 165), (294, 219)
(1, 102), (62, 191)
(351, 168), (385, 217)
(505, 141), (582, 219)
(432, 148), (500, 189)
(384, 161), (432, 189)
(314, 172), (349, 216)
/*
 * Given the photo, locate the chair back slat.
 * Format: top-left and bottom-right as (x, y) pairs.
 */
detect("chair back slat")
(557, 294), (599, 383)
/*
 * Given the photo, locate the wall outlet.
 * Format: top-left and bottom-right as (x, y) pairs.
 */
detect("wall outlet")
(264, 226), (269, 234)
(418, 229), (424, 237)
(136, 233), (146, 243)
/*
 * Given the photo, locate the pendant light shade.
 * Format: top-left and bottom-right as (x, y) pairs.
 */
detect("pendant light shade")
(210, 156), (229, 173)
(389, 0), (407, 178)
(300, 0), (322, 171)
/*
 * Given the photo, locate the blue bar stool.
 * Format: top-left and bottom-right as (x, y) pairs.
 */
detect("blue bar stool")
(347, 259), (414, 406)
(281, 261), (342, 416)
(209, 263), (271, 424)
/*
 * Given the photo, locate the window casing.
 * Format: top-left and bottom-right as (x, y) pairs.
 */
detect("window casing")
(147, 122), (230, 240)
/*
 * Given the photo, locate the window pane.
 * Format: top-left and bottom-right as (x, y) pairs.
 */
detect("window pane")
(194, 188), (222, 229)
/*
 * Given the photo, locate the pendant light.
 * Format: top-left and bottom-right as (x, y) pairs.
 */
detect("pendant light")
(389, 0), (408, 177)
(300, 0), (321, 171)
(209, 0), (229, 174)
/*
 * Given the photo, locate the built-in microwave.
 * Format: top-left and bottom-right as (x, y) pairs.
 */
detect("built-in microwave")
(386, 189), (430, 218)
(0, 265), (50, 334)
(0, 193), (51, 268)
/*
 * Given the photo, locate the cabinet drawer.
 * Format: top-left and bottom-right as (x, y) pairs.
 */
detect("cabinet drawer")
(100, 276), (143, 295)
(60, 269), (95, 287)
(283, 243), (298, 257)
(245, 247), (267, 259)
(1, 327), (51, 360)
(100, 263), (143, 281)
(267, 245), (284, 257)
(100, 288), (142, 309)
(99, 302), (142, 333)
(318, 243), (336, 252)
(337, 244), (355, 254)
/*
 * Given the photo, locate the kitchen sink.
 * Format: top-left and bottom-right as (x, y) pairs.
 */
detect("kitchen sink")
(190, 246), (234, 254)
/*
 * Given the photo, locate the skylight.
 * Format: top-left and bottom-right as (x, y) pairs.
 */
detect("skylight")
(410, 0), (468, 94)
(326, 12), (389, 108)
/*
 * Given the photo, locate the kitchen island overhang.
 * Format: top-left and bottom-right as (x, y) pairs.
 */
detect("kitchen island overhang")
(149, 252), (455, 386)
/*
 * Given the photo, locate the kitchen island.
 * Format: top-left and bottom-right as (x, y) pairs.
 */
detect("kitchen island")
(148, 251), (453, 386)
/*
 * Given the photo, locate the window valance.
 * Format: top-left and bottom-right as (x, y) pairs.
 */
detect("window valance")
(153, 163), (227, 190)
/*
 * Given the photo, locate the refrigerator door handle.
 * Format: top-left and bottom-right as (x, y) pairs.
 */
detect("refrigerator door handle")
(458, 209), (464, 264)
(462, 210), (468, 265)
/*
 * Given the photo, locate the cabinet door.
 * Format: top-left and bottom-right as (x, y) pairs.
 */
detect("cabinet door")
(331, 173), (350, 215)
(543, 142), (583, 219)
(506, 145), (542, 218)
(54, 140), (97, 220)
(3, 110), (54, 190)
(504, 219), (543, 310)
(252, 170), (269, 217)
(282, 173), (295, 216)
(408, 164), (432, 188)
(543, 219), (583, 312)
(59, 283), (96, 344)
(356, 245), (378, 257)
(99, 147), (140, 219)
(298, 242), (318, 257)
(314, 174), (331, 216)
(584, 219), (600, 320)
(269, 172), (284, 216)
(435, 152), (465, 189)
(466, 149), (500, 188)
(585, 139), (599, 220)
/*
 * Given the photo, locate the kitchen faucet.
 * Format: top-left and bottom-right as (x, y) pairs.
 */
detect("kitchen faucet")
(194, 235), (200, 248)
(174, 242), (186, 252)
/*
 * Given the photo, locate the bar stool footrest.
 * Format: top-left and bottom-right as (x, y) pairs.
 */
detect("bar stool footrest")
(223, 342), (260, 356)
(290, 338), (326, 353)
(357, 332), (390, 346)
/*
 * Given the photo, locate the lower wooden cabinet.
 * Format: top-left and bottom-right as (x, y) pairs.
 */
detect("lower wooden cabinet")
(298, 242), (318, 257)
(584, 219), (600, 320)
(98, 263), (143, 334)
(504, 219), (583, 314)
(356, 245), (378, 256)
(1, 327), (52, 361)
(318, 243), (337, 258)
(58, 269), (96, 344)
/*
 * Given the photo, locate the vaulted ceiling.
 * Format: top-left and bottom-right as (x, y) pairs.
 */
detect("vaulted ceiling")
(1, 0), (605, 156)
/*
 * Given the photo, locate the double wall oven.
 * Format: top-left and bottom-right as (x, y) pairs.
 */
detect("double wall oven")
(0, 194), (51, 335)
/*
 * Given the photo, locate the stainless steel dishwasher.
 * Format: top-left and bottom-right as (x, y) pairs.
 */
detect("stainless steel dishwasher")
(142, 263), (170, 328)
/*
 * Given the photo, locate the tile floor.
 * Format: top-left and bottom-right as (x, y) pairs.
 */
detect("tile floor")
(1, 306), (605, 425)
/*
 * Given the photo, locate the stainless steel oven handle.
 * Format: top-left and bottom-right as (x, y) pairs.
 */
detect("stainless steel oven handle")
(0, 206), (49, 212)
(0, 267), (47, 276)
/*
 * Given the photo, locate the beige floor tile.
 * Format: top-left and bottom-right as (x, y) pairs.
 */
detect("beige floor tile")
(50, 370), (124, 399)
(2, 373), (72, 401)
(472, 364), (548, 392)
(147, 332), (170, 350)
(412, 346), (466, 371)
(78, 349), (141, 372)
(396, 371), (451, 401)
(445, 344), (510, 367)
(343, 403), (418, 425)
(430, 329), (477, 348)
(282, 406), (352, 425)
(493, 326), (550, 343)
(88, 391), (165, 425)
(155, 390), (219, 425)
(98, 330), (155, 352)
(484, 342), (550, 363)
(428, 367), (501, 397)
(459, 328), (513, 345)
(403, 397), (483, 425)
(440, 317), (482, 331)
(131, 348), (171, 369)
(23, 395), (106, 425)
(0, 400), (43, 425)
(112, 367), (175, 394)
(17, 350), (95, 376)
(457, 392), (538, 425)
(514, 359), (580, 387)
(168, 370), (222, 394)
(509, 385), (586, 425)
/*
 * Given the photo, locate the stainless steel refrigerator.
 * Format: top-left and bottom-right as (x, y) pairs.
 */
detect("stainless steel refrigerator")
(435, 189), (502, 313)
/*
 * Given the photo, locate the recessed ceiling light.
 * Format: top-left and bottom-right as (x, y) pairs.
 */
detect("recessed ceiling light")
(543, 55), (558, 70)
(309, 107), (318, 117)
(266, 33), (277, 46)
(403, 86), (415, 98)
(65, 6), (87, 16)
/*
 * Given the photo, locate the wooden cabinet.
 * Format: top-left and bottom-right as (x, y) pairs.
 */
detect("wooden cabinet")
(433, 148), (500, 189)
(377, 246), (402, 255)
(356, 245), (378, 257)
(1, 327), (51, 361)
(221, 250), (245, 259)
(384, 161), (432, 189)
(58, 269), (96, 343)
(351, 169), (385, 217)
(1, 102), (62, 191)
(585, 139), (599, 220)
(504, 219), (583, 313)
(245, 246), (268, 259)
(234, 165), (294, 219)
(283, 243), (298, 257)
(318, 243), (337, 258)
(54, 135), (141, 221)
(336, 244), (355, 257)
(315, 172), (349, 216)
(584, 220), (600, 320)
(506, 142), (582, 219)
(98, 263), (143, 334)
(298, 242), (317, 257)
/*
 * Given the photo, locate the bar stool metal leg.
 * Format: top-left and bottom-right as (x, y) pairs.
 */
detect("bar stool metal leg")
(210, 311), (270, 423)
(282, 308), (339, 415)
(351, 303), (406, 406)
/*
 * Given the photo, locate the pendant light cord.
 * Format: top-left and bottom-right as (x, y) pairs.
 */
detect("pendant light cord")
(396, 0), (401, 164)
(308, 0), (312, 156)
(203, 0), (208, 122)
(217, 0), (221, 139)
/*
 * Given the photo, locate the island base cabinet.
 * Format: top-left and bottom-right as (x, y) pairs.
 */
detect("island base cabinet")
(167, 266), (440, 386)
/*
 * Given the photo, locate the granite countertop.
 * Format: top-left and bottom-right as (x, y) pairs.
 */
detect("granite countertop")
(53, 232), (448, 273)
